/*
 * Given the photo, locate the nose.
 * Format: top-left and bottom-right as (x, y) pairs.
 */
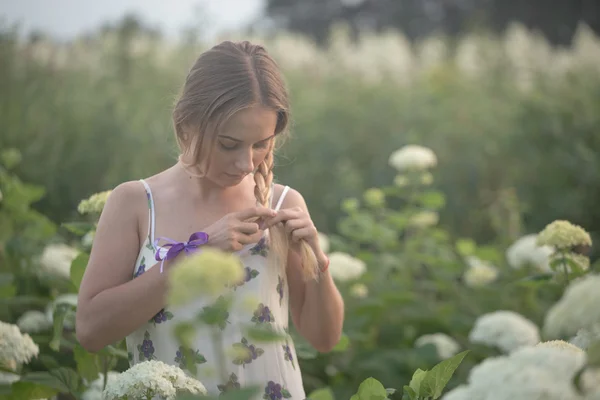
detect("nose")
(235, 149), (254, 174)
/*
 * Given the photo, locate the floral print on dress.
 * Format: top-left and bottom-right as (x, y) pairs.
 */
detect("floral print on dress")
(199, 296), (231, 330)
(264, 381), (292, 400)
(232, 337), (264, 367)
(127, 351), (134, 365)
(174, 346), (207, 370)
(283, 342), (295, 369)
(251, 303), (274, 324)
(276, 275), (284, 305)
(232, 266), (260, 290)
(134, 257), (146, 278)
(250, 237), (269, 257)
(218, 373), (241, 394)
(137, 331), (156, 361)
(150, 309), (174, 325)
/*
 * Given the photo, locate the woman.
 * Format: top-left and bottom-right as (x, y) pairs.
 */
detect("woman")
(75, 40), (345, 398)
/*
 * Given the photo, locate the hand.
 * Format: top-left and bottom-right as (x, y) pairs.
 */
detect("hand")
(204, 206), (277, 252)
(263, 207), (324, 259)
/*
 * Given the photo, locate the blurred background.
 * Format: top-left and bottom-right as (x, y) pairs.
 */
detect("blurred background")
(1, 1), (600, 398)
(1, 0), (599, 255)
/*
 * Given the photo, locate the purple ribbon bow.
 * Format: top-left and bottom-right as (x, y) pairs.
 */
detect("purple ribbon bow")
(154, 231), (209, 273)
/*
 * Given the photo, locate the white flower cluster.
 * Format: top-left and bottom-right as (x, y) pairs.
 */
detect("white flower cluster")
(327, 252), (366, 282)
(506, 234), (553, 272)
(463, 257), (498, 287)
(102, 360), (206, 400)
(38, 243), (79, 280)
(408, 211), (439, 229)
(81, 371), (120, 400)
(442, 343), (586, 400)
(415, 333), (460, 359)
(570, 324), (600, 351)
(544, 274), (600, 339)
(0, 321), (39, 371)
(469, 310), (540, 353)
(388, 145), (437, 172)
(349, 283), (368, 298)
(17, 310), (52, 334)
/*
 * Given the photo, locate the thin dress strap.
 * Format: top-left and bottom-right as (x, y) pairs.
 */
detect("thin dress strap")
(273, 185), (290, 212)
(139, 179), (156, 247)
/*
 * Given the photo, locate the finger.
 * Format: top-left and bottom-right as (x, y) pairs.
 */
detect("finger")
(235, 206), (277, 221)
(264, 209), (302, 227)
(237, 231), (264, 245)
(290, 226), (314, 242)
(237, 222), (260, 235)
(284, 219), (305, 235)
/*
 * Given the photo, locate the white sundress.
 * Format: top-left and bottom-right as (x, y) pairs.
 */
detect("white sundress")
(125, 179), (306, 399)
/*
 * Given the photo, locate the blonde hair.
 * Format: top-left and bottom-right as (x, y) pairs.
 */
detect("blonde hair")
(172, 40), (319, 281)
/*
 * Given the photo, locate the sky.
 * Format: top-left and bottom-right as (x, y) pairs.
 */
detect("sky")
(0, 0), (265, 40)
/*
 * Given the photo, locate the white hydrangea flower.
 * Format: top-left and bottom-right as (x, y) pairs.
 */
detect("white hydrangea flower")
(0, 371), (20, 384)
(506, 234), (553, 272)
(537, 220), (592, 249)
(408, 211), (439, 229)
(570, 324), (600, 350)
(102, 360), (206, 400)
(318, 232), (330, 253)
(349, 283), (368, 298)
(17, 310), (52, 334)
(38, 243), (79, 280)
(536, 340), (585, 353)
(442, 385), (473, 400)
(168, 248), (244, 305)
(327, 252), (366, 282)
(388, 145), (437, 172)
(469, 310), (540, 353)
(78, 190), (111, 215)
(0, 321), (39, 371)
(447, 345), (586, 400)
(82, 371), (120, 400)
(415, 333), (460, 359)
(544, 274), (600, 339)
(463, 257), (498, 287)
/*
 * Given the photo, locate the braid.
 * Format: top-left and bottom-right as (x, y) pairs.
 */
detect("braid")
(253, 149), (274, 207)
(254, 148), (320, 281)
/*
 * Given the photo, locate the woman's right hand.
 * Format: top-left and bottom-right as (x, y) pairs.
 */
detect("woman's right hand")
(204, 206), (277, 252)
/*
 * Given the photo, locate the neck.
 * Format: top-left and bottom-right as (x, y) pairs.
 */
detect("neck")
(174, 160), (247, 202)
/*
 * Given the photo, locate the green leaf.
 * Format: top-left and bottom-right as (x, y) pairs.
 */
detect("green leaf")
(0, 381), (59, 400)
(401, 386), (417, 400)
(307, 387), (335, 400)
(20, 367), (80, 395)
(586, 339), (600, 367)
(50, 304), (71, 351)
(70, 252), (89, 290)
(331, 333), (350, 352)
(455, 239), (476, 256)
(420, 350), (469, 399)
(243, 324), (288, 343)
(408, 368), (427, 395)
(61, 222), (96, 236)
(73, 344), (100, 382)
(419, 191), (446, 209)
(356, 377), (388, 400)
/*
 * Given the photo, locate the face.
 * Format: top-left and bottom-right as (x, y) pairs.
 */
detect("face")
(203, 105), (278, 186)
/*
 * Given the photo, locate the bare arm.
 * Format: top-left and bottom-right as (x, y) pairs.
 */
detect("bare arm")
(276, 187), (345, 353)
(75, 182), (172, 353)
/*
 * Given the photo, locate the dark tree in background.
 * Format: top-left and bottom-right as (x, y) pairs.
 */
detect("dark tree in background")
(265, 0), (600, 46)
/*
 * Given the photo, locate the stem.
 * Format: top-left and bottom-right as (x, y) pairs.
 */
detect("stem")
(211, 328), (228, 384)
(102, 355), (110, 391)
(561, 252), (570, 284)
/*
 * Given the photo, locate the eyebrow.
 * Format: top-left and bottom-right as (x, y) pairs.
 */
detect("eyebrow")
(218, 134), (276, 143)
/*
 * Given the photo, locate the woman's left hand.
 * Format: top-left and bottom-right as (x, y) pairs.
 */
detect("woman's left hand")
(263, 207), (323, 258)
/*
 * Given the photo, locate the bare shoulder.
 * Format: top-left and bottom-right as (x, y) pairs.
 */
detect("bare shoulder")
(272, 183), (308, 211)
(96, 180), (148, 243)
